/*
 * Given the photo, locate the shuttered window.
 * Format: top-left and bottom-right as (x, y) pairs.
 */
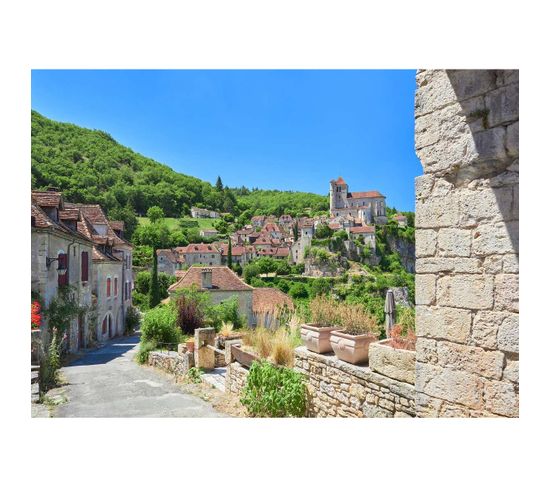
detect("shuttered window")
(106, 278), (111, 297)
(81, 251), (89, 282)
(57, 253), (68, 287)
(114, 277), (118, 296)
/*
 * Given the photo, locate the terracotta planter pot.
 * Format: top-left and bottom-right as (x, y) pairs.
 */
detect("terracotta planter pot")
(230, 343), (260, 368)
(330, 330), (378, 365)
(368, 339), (416, 384)
(300, 324), (341, 354)
(186, 340), (195, 354)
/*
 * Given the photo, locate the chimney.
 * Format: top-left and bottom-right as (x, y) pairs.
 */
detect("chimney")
(201, 268), (213, 289)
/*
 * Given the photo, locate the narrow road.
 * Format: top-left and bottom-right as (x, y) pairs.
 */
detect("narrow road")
(53, 334), (225, 417)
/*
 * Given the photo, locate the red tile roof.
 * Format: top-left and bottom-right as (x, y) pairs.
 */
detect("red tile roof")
(348, 191), (384, 199)
(32, 191), (63, 208)
(59, 208), (80, 220)
(179, 244), (221, 254)
(333, 176), (347, 185)
(169, 266), (253, 292)
(252, 288), (294, 314)
(349, 225), (376, 234)
(109, 220), (125, 231)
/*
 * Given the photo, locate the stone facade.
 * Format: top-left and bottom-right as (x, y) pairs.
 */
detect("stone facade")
(414, 70), (519, 417)
(295, 347), (415, 418)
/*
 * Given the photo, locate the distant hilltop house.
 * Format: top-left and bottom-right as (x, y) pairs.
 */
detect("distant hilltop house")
(199, 228), (219, 238)
(347, 225), (376, 248)
(190, 206), (220, 219)
(393, 214), (408, 228)
(329, 176), (387, 225)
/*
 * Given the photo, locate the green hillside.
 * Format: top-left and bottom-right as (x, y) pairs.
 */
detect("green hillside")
(31, 111), (328, 236)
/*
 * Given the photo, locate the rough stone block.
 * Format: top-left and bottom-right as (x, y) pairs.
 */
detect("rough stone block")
(437, 274), (494, 310)
(503, 359), (519, 384)
(415, 70), (457, 117)
(459, 186), (517, 226)
(472, 127), (507, 162)
(472, 221), (519, 256)
(416, 229), (437, 257)
(494, 274), (519, 313)
(416, 274), (437, 306)
(486, 83), (519, 127)
(495, 70), (519, 87)
(416, 193), (460, 228)
(472, 311), (507, 349)
(416, 306), (471, 344)
(415, 337), (438, 364)
(437, 228), (471, 256)
(416, 362), (485, 410)
(504, 123), (519, 164)
(484, 380), (518, 417)
(436, 342), (505, 380)
(446, 70), (498, 100)
(497, 313), (519, 353)
(416, 257), (481, 274)
(363, 403), (392, 418)
(415, 174), (435, 201)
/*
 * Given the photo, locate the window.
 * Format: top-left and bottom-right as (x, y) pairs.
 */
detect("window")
(114, 277), (118, 296)
(57, 252), (68, 287)
(106, 277), (111, 297)
(81, 251), (89, 282)
(102, 316), (107, 334)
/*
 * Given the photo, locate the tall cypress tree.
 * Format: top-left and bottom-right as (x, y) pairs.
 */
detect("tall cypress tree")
(148, 249), (161, 308)
(215, 176), (224, 192)
(227, 238), (233, 269)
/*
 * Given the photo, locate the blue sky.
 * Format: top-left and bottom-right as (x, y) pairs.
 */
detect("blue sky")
(32, 70), (421, 211)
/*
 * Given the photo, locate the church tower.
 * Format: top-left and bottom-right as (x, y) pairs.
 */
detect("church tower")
(329, 176), (348, 216)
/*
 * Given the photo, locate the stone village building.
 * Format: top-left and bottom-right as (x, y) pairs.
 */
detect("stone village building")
(31, 190), (133, 350)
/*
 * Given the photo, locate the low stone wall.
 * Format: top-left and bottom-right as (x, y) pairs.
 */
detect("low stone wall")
(225, 362), (249, 395)
(148, 350), (194, 379)
(294, 347), (415, 418)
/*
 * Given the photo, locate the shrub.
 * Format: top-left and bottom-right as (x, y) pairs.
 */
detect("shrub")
(241, 361), (306, 417)
(309, 295), (341, 327)
(271, 328), (295, 367)
(140, 305), (180, 345)
(186, 367), (203, 384)
(125, 306), (141, 335)
(219, 321), (234, 337)
(175, 293), (205, 336)
(339, 303), (380, 337)
(388, 324), (416, 351)
(135, 339), (157, 364)
(213, 296), (243, 329)
(289, 282), (309, 299)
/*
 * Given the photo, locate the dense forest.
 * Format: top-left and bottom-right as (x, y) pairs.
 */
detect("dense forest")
(31, 111), (329, 235)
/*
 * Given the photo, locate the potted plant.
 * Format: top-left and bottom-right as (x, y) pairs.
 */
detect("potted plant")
(300, 296), (342, 354)
(369, 316), (417, 384)
(330, 303), (380, 365)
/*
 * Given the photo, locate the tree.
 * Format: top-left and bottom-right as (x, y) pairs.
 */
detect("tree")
(148, 251), (161, 308)
(147, 205), (165, 224)
(314, 223), (333, 239)
(227, 239), (233, 268)
(215, 176), (224, 192)
(108, 204), (138, 240)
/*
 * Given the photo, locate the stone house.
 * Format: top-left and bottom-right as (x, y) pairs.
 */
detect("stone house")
(251, 215), (265, 228)
(199, 228), (219, 238)
(394, 214), (408, 228)
(290, 234), (311, 264)
(156, 248), (182, 275)
(177, 243), (222, 266)
(74, 204), (133, 342)
(330, 176), (387, 224)
(168, 266), (254, 324)
(278, 214), (293, 226)
(219, 244), (256, 266)
(261, 222), (283, 239)
(347, 225), (376, 249)
(31, 192), (94, 352)
(190, 206), (220, 219)
(252, 287), (294, 329)
(257, 246), (290, 260)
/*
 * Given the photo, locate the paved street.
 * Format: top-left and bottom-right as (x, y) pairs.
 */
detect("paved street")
(52, 334), (225, 417)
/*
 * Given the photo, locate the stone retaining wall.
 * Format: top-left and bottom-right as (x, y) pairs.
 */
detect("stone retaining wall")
(148, 350), (194, 379)
(295, 347), (415, 418)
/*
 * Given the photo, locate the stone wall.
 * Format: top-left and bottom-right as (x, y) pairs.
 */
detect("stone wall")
(294, 347), (415, 418)
(148, 350), (194, 378)
(225, 361), (249, 395)
(414, 70), (519, 417)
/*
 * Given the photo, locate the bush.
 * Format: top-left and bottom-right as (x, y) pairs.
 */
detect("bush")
(135, 339), (157, 364)
(140, 305), (180, 346)
(176, 293), (205, 336)
(125, 306), (141, 335)
(289, 282), (309, 299)
(132, 291), (149, 311)
(213, 296), (244, 329)
(241, 361), (306, 417)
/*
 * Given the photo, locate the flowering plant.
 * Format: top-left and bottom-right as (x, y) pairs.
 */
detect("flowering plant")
(31, 300), (42, 330)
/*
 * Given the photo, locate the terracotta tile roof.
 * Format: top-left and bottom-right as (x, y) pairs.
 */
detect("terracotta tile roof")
(32, 191), (63, 208)
(349, 225), (376, 234)
(109, 220), (125, 231)
(395, 214), (407, 220)
(252, 288), (294, 314)
(220, 244), (248, 257)
(348, 191), (384, 199)
(328, 223), (342, 230)
(168, 266), (253, 292)
(70, 203), (131, 247)
(262, 222), (282, 234)
(157, 248), (178, 262)
(179, 243), (221, 254)
(333, 176), (346, 185)
(32, 201), (93, 244)
(59, 208), (80, 220)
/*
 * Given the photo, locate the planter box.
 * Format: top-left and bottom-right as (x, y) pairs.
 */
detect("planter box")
(300, 324), (341, 354)
(230, 344), (260, 368)
(368, 339), (416, 384)
(330, 330), (377, 365)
